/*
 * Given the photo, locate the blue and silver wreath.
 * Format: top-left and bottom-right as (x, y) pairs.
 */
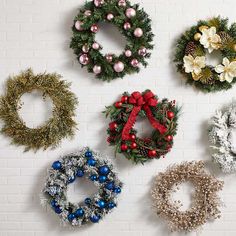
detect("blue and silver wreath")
(42, 147), (123, 226)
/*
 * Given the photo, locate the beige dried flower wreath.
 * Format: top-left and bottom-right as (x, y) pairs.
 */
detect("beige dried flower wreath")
(0, 69), (78, 152)
(151, 161), (223, 232)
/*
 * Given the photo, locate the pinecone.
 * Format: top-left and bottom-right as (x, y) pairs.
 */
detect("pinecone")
(138, 147), (149, 158)
(218, 31), (234, 45)
(185, 41), (197, 56)
(199, 68), (215, 85)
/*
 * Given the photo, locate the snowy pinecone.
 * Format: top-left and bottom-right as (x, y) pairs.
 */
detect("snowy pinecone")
(185, 41), (197, 56)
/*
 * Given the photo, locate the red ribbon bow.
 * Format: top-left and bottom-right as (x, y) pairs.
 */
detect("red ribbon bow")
(121, 91), (167, 140)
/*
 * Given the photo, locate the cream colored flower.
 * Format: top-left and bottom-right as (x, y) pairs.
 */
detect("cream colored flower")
(183, 55), (206, 75)
(199, 26), (221, 53)
(215, 57), (236, 83)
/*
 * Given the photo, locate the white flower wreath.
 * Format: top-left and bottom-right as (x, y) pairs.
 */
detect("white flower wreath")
(209, 102), (236, 173)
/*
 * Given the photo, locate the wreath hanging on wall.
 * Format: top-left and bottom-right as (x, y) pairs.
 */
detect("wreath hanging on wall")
(42, 147), (123, 226)
(104, 90), (180, 164)
(174, 16), (236, 92)
(0, 69), (78, 152)
(151, 161), (224, 232)
(209, 102), (236, 173)
(70, 0), (154, 82)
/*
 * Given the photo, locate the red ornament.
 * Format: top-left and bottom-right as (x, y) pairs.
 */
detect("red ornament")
(130, 142), (137, 149)
(115, 101), (122, 108)
(130, 134), (136, 141)
(167, 111), (175, 119)
(121, 96), (128, 103)
(109, 122), (118, 131)
(121, 144), (128, 151)
(107, 136), (114, 143)
(165, 135), (173, 142)
(148, 150), (157, 157)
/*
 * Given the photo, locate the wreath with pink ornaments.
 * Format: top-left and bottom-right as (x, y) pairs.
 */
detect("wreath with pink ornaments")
(70, 0), (154, 82)
(174, 17), (236, 92)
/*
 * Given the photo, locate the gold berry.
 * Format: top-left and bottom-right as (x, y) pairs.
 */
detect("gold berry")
(199, 25), (208, 32)
(233, 44), (236, 52)
(194, 33), (201, 41)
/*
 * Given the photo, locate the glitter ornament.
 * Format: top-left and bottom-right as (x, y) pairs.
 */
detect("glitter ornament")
(94, 0), (104, 7)
(131, 59), (139, 67)
(82, 44), (90, 53)
(93, 65), (102, 74)
(105, 54), (113, 62)
(79, 54), (89, 65)
(125, 8), (136, 18)
(124, 50), (132, 57)
(118, 0), (126, 7)
(84, 10), (92, 16)
(107, 13), (114, 21)
(75, 21), (83, 31)
(138, 46), (147, 56)
(90, 24), (99, 33)
(123, 22), (131, 30)
(92, 42), (100, 50)
(134, 28), (143, 38)
(113, 61), (124, 73)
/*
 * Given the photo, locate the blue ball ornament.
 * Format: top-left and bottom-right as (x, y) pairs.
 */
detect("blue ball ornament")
(52, 161), (62, 170)
(90, 174), (98, 181)
(50, 199), (57, 208)
(68, 213), (76, 222)
(54, 206), (62, 214)
(84, 198), (92, 205)
(98, 175), (107, 183)
(87, 158), (96, 166)
(68, 175), (76, 183)
(75, 208), (84, 217)
(85, 151), (93, 158)
(105, 182), (114, 190)
(90, 214), (100, 223)
(76, 169), (84, 177)
(108, 202), (116, 209)
(97, 200), (106, 208)
(98, 165), (110, 175)
(114, 187), (121, 194)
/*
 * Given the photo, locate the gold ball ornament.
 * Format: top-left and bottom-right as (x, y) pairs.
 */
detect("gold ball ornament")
(233, 44), (236, 52)
(194, 33), (201, 41)
(199, 25), (208, 32)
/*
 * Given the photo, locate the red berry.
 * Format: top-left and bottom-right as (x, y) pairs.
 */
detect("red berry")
(130, 142), (137, 149)
(130, 134), (136, 141)
(167, 111), (175, 119)
(148, 150), (157, 157)
(107, 136), (114, 143)
(121, 96), (128, 103)
(109, 122), (118, 131)
(166, 135), (173, 142)
(115, 101), (122, 108)
(121, 144), (128, 151)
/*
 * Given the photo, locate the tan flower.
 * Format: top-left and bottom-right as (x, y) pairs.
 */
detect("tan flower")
(183, 55), (206, 75)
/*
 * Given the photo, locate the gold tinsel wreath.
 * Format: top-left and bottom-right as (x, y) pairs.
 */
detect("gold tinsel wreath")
(151, 161), (223, 232)
(0, 69), (78, 151)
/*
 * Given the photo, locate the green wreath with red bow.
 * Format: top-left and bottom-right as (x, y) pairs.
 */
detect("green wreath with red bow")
(104, 90), (181, 164)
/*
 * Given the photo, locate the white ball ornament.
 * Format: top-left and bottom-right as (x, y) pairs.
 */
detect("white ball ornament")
(79, 54), (89, 65)
(93, 65), (102, 74)
(107, 13), (114, 21)
(123, 22), (131, 30)
(92, 42), (100, 50)
(125, 8), (136, 18)
(131, 59), (139, 67)
(94, 0), (104, 7)
(118, 0), (126, 7)
(134, 28), (143, 38)
(75, 21), (83, 31)
(113, 61), (124, 73)
(125, 50), (132, 57)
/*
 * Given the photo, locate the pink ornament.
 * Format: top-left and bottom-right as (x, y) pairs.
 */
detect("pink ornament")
(107, 13), (114, 21)
(131, 59), (139, 67)
(82, 44), (90, 53)
(75, 21), (83, 31)
(92, 42), (100, 50)
(125, 8), (136, 18)
(94, 0), (104, 7)
(118, 0), (126, 7)
(138, 46), (147, 56)
(125, 50), (132, 57)
(79, 54), (89, 65)
(113, 61), (124, 73)
(105, 54), (113, 62)
(134, 28), (143, 38)
(84, 10), (92, 16)
(93, 65), (102, 74)
(123, 22), (131, 30)
(91, 24), (99, 33)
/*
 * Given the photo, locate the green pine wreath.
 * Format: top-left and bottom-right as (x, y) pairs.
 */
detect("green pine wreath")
(104, 90), (181, 164)
(174, 16), (236, 92)
(70, 0), (154, 82)
(0, 69), (78, 152)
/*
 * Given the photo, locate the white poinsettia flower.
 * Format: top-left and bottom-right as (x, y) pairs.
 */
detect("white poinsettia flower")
(183, 55), (206, 75)
(199, 26), (221, 53)
(215, 57), (236, 83)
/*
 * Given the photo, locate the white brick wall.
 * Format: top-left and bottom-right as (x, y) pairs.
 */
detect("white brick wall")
(0, 0), (236, 235)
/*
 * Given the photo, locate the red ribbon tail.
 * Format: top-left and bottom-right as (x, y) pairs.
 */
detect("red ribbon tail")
(144, 106), (167, 134)
(121, 106), (141, 140)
